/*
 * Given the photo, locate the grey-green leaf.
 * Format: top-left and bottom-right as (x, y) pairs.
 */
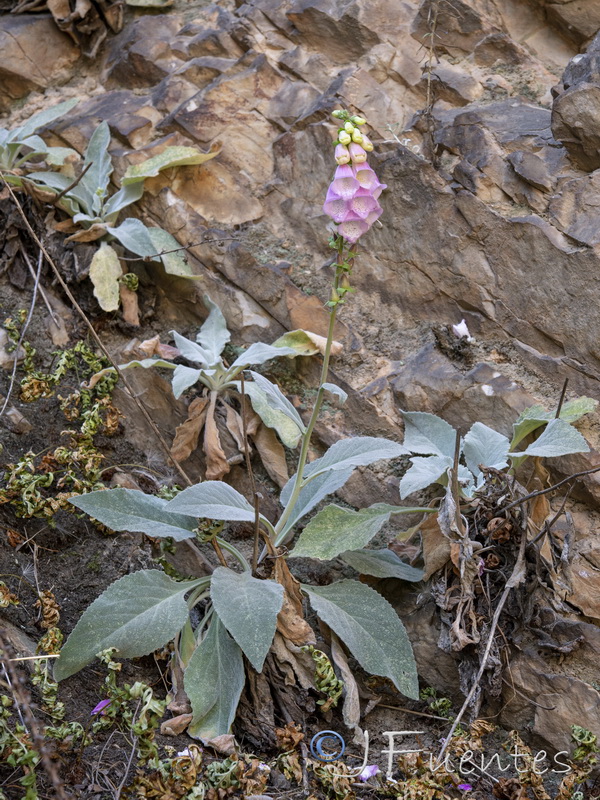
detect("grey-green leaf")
(401, 411), (457, 458)
(16, 99), (78, 142)
(230, 342), (301, 369)
(166, 481), (256, 521)
(172, 364), (203, 398)
(303, 436), (409, 481)
(70, 488), (197, 540)
(237, 379), (303, 448)
(509, 418), (589, 459)
(247, 371), (305, 431)
(290, 503), (431, 561)
(399, 455), (451, 499)
(185, 617), (245, 740)
(107, 218), (158, 260)
(463, 422), (509, 477)
(210, 568), (283, 671)
(303, 580), (419, 699)
(322, 383), (348, 404)
(171, 331), (211, 367)
(341, 549), (424, 582)
(103, 182), (144, 220)
(197, 296), (230, 365)
(55, 570), (205, 681)
(81, 121), (113, 210)
(147, 228), (196, 278)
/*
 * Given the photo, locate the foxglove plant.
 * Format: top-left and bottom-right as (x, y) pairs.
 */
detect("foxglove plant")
(54, 110), (428, 742)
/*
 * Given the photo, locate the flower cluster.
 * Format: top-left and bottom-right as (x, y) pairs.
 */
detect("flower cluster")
(323, 110), (386, 244)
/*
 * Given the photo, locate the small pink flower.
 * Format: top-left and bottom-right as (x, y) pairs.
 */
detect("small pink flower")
(358, 765), (379, 781)
(353, 164), (386, 197)
(338, 216), (369, 243)
(348, 143), (367, 163)
(323, 187), (351, 223)
(331, 164), (359, 199)
(458, 784), (473, 792)
(335, 143), (351, 165)
(348, 191), (380, 220)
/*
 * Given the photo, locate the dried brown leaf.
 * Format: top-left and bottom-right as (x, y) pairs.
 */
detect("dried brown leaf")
(138, 335), (180, 360)
(224, 403), (247, 452)
(330, 633), (363, 745)
(160, 713), (192, 736)
(65, 223), (108, 243)
(253, 423), (289, 488)
(421, 514), (451, 580)
(119, 284), (140, 326)
(171, 396), (209, 463)
(204, 393), (230, 480)
(274, 559), (316, 646)
(271, 632), (315, 690)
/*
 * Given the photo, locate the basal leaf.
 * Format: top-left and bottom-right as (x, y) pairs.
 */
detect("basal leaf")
(166, 481), (256, 521)
(340, 549), (424, 581)
(210, 569), (283, 671)
(55, 570), (205, 681)
(103, 182), (144, 221)
(81, 121), (113, 212)
(399, 455), (452, 499)
(322, 383), (348, 404)
(290, 503), (431, 561)
(107, 218), (158, 260)
(237, 380), (302, 448)
(509, 418), (589, 459)
(197, 296), (230, 364)
(303, 436), (408, 481)
(401, 411), (457, 458)
(147, 228), (196, 278)
(246, 371), (305, 431)
(70, 488), (197, 540)
(122, 146), (218, 185)
(171, 331), (211, 367)
(557, 397), (598, 423)
(89, 243), (122, 312)
(229, 342), (301, 369)
(463, 422), (509, 477)
(185, 617), (245, 740)
(16, 98), (78, 142)
(172, 364), (203, 398)
(304, 580), (419, 699)
(271, 329), (340, 356)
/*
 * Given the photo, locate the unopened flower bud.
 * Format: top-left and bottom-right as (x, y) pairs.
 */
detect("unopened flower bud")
(351, 115), (366, 125)
(340, 274), (351, 290)
(331, 110), (345, 119)
(348, 143), (367, 164)
(360, 133), (374, 151)
(335, 144), (350, 165)
(351, 129), (363, 144)
(338, 130), (351, 145)
(330, 287), (340, 303)
(344, 121), (355, 134)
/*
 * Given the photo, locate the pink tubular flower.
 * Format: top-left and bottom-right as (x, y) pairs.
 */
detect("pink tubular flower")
(335, 143), (350, 165)
(91, 699), (111, 716)
(322, 112), (384, 245)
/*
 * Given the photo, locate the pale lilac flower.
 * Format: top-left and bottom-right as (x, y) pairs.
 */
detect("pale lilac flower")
(331, 164), (359, 199)
(91, 699), (111, 716)
(354, 164), (386, 197)
(335, 144), (350, 165)
(348, 191), (380, 220)
(348, 143), (367, 163)
(338, 217), (369, 244)
(358, 764), (380, 781)
(458, 784), (473, 792)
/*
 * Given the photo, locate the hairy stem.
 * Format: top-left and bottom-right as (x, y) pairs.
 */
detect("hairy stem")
(273, 237), (347, 541)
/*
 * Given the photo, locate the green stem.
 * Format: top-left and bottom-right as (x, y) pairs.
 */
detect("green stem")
(217, 537), (251, 572)
(273, 237), (346, 541)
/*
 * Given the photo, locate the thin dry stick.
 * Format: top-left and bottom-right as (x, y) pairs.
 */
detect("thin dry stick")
(0, 249), (43, 419)
(20, 245), (60, 326)
(500, 465), (600, 513)
(436, 516), (528, 764)
(1, 176), (193, 487)
(555, 378), (569, 418)
(375, 703), (449, 722)
(0, 632), (70, 800)
(46, 161), (93, 204)
(119, 236), (239, 262)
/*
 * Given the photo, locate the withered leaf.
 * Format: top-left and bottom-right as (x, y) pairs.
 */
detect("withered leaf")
(204, 393), (230, 480)
(331, 632), (363, 745)
(119, 284), (140, 326)
(224, 403), (247, 453)
(274, 558), (315, 646)
(171, 396), (209, 463)
(160, 713), (192, 736)
(253, 423), (289, 488)
(421, 513), (451, 580)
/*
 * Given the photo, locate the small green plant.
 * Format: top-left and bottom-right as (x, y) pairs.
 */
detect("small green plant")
(398, 401), (595, 499)
(0, 100), (78, 183)
(28, 121), (216, 315)
(53, 113), (427, 742)
(107, 294), (342, 481)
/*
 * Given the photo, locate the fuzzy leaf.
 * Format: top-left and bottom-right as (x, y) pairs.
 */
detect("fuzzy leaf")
(81, 122), (113, 213)
(16, 99), (78, 142)
(89, 243), (122, 312)
(463, 422), (510, 477)
(122, 146), (218, 185)
(185, 618), (244, 740)
(171, 331), (211, 367)
(399, 455), (452, 499)
(276, 468), (355, 543)
(237, 379), (303, 448)
(172, 365), (203, 399)
(509, 418), (589, 459)
(103, 182), (144, 220)
(55, 570), (205, 681)
(271, 329), (341, 356)
(70, 488), (197, 540)
(147, 228), (196, 277)
(230, 342), (301, 369)
(340, 549), (424, 582)
(166, 481), (256, 521)
(197, 296), (230, 364)
(290, 503), (431, 561)
(210, 569), (283, 671)
(511, 398), (598, 450)
(303, 436), (408, 481)
(322, 383), (348, 404)
(401, 411), (457, 458)
(246, 371), (305, 431)
(304, 581), (419, 699)
(107, 218), (158, 260)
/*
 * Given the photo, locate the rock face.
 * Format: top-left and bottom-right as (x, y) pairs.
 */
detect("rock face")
(3, 0), (600, 758)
